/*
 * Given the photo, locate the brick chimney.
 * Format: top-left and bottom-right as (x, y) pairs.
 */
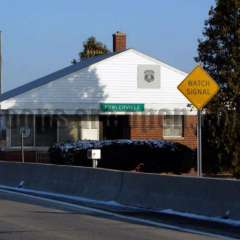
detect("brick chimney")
(112, 32), (126, 52)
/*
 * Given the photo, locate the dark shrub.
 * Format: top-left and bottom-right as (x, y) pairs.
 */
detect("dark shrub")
(48, 140), (194, 174)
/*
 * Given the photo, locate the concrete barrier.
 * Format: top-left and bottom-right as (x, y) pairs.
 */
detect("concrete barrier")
(0, 161), (123, 202)
(0, 161), (240, 219)
(118, 171), (240, 219)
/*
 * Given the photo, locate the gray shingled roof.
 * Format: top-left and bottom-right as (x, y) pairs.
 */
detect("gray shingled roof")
(0, 51), (124, 102)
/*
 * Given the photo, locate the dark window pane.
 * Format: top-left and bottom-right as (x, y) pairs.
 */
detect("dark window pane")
(35, 116), (57, 146)
(11, 115), (34, 146)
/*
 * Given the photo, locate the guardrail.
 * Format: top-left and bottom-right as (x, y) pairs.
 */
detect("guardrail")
(0, 161), (239, 220)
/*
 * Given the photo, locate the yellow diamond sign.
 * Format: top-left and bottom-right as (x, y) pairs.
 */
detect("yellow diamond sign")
(177, 65), (220, 110)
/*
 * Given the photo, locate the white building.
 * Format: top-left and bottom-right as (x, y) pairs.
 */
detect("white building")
(0, 32), (197, 161)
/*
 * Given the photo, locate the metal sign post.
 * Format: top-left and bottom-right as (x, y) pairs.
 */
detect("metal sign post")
(197, 110), (202, 177)
(20, 127), (30, 163)
(21, 131), (24, 163)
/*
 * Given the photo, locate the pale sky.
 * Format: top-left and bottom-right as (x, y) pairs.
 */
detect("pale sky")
(0, 0), (215, 92)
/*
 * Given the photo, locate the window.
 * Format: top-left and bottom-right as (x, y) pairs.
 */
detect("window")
(9, 115), (99, 147)
(58, 116), (99, 142)
(58, 117), (81, 142)
(10, 115), (34, 146)
(35, 116), (57, 146)
(163, 115), (183, 138)
(10, 115), (57, 147)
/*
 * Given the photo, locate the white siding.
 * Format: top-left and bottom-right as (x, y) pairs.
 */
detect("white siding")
(1, 49), (194, 114)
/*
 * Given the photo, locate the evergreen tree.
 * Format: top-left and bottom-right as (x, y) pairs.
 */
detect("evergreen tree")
(71, 37), (109, 64)
(79, 36), (109, 59)
(196, 0), (240, 176)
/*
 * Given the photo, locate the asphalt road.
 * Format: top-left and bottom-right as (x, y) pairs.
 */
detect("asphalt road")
(0, 191), (224, 240)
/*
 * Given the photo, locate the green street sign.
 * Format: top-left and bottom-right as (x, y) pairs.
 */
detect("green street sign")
(100, 103), (144, 112)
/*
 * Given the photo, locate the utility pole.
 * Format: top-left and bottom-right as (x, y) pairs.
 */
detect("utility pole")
(0, 31), (2, 94)
(21, 131), (25, 163)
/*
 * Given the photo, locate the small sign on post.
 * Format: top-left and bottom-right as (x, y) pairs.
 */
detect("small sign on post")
(87, 149), (101, 168)
(19, 127), (31, 163)
(177, 65), (219, 177)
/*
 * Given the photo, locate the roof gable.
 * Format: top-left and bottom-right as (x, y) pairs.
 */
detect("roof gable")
(0, 49), (187, 102)
(130, 49), (187, 76)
